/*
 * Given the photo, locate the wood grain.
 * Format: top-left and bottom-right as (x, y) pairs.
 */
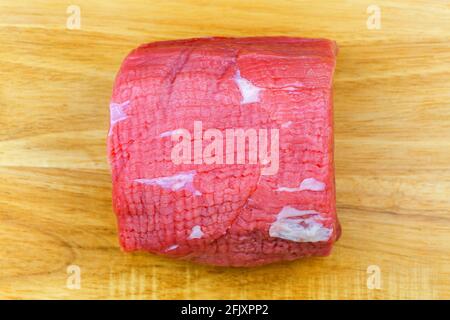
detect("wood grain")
(0, 0), (449, 299)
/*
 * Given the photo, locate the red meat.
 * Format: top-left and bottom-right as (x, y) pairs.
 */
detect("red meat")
(108, 37), (340, 266)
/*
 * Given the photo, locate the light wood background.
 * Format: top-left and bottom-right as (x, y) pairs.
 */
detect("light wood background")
(0, 0), (449, 300)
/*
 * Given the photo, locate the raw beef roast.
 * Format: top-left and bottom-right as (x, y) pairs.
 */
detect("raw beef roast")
(108, 37), (340, 266)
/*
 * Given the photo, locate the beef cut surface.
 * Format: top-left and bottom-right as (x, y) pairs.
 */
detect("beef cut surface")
(108, 37), (340, 266)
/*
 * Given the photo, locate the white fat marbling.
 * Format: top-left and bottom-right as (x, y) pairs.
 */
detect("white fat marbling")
(135, 170), (201, 195)
(269, 206), (332, 242)
(109, 101), (130, 136)
(281, 86), (301, 91)
(188, 225), (204, 239)
(276, 178), (325, 192)
(166, 244), (179, 251)
(299, 178), (325, 191)
(281, 121), (293, 128)
(233, 70), (263, 104)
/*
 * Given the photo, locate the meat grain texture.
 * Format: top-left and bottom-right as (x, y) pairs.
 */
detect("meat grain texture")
(108, 37), (340, 266)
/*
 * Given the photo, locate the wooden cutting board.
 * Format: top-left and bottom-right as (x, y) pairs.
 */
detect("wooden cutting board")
(0, 0), (449, 300)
